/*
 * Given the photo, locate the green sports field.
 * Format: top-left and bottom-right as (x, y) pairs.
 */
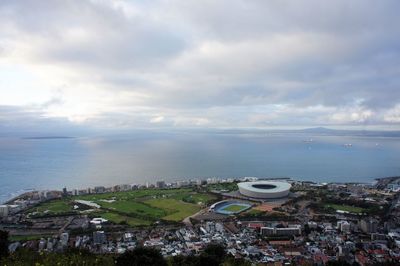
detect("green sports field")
(222, 204), (249, 212)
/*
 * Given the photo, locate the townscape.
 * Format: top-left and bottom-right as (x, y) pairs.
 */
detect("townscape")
(1, 176), (400, 265)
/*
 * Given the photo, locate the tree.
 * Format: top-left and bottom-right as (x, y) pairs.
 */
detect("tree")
(326, 260), (351, 266)
(303, 224), (311, 235)
(198, 244), (226, 266)
(168, 254), (200, 266)
(116, 246), (167, 266)
(1, 247), (114, 265)
(0, 230), (9, 261)
(222, 257), (251, 266)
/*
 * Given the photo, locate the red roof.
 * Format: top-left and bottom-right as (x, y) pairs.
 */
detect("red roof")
(248, 223), (264, 229)
(355, 253), (370, 266)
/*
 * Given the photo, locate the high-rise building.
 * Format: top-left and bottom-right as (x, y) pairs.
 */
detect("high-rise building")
(93, 231), (106, 245)
(360, 218), (378, 234)
(94, 186), (105, 193)
(0, 205), (9, 217)
(156, 181), (166, 188)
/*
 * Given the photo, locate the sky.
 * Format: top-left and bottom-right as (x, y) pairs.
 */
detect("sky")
(0, 0), (400, 132)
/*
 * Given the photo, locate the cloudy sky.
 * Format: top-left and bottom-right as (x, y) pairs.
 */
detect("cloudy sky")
(1, 0), (400, 132)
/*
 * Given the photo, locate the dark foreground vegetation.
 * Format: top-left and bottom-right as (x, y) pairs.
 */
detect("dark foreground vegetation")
(0, 230), (250, 266)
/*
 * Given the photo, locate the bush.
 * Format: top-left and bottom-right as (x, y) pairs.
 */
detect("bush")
(0, 230), (9, 262)
(116, 247), (167, 266)
(199, 244), (226, 266)
(1, 248), (114, 266)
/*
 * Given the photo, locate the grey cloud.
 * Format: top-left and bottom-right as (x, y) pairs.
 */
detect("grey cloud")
(0, 0), (400, 128)
(0, 0), (187, 69)
(0, 105), (71, 132)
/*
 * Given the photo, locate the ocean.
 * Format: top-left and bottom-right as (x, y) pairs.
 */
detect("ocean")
(1, 130), (399, 203)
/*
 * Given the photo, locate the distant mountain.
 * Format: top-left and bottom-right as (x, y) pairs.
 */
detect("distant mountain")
(194, 127), (400, 137)
(299, 127), (400, 137)
(300, 127), (338, 133)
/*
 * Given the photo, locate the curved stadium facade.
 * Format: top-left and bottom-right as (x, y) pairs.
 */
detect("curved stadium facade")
(238, 181), (291, 199)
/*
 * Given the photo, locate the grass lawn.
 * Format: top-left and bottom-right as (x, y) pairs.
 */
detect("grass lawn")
(222, 204), (248, 212)
(32, 200), (73, 214)
(177, 193), (217, 204)
(97, 211), (151, 226)
(98, 200), (166, 218)
(207, 182), (238, 192)
(325, 204), (365, 213)
(242, 208), (263, 216)
(75, 188), (193, 202)
(145, 198), (201, 221)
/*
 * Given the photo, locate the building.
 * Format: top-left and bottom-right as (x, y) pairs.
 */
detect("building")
(337, 220), (351, 233)
(177, 180), (189, 187)
(90, 217), (108, 225)
(238, 181), (291, 199)
(93, 231), (107, 245)
(261, 225), (301, 236)
(94, 186), (105, 193)
(308, 221), (318, 229)
(206, 178), (218, 184)
(387, 183), (400, 192)
(78, 189), (88, 195)
(60, 233), (69, 246)
(360, 218), (378, 234)
(119, 184), (132, 191)
(156, 181), (166, 188)
(7, 205), (20, 214)
(0, 205), (9, 217)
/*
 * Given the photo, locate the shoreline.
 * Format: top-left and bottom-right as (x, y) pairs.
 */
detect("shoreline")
(2, 175), (386, 205)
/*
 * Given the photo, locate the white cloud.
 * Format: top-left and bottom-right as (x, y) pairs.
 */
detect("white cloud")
(384, 105), (400, 123)
(150, 116), (165, 123)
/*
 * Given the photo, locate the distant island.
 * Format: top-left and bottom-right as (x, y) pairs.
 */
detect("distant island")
(22, 136), (75, 140)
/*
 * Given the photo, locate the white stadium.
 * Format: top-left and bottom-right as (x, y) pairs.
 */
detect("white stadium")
(238, 180), (291, 199)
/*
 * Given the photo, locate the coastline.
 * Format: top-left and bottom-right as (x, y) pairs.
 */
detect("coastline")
(2, 175), (385, 205)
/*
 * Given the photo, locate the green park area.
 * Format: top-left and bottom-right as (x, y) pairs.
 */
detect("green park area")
(31, 200), (74, 214)
(243, 208), (263, 216)
(96, 211), (152, 227)
(207, 182), (238, 192)
(27, 188), (217, 226)
(325, 203), (365, 214)
(145, 198), (201, 221)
